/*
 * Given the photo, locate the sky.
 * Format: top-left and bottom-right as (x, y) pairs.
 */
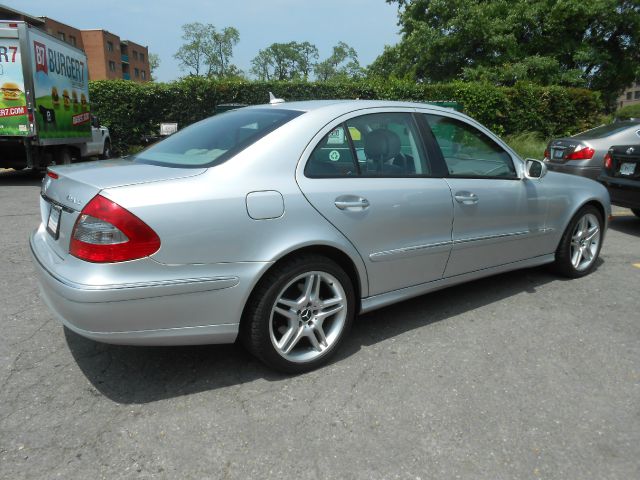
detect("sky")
(3, 0), (402, 82)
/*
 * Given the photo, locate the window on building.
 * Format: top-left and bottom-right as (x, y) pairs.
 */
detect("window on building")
(635, 91), (640, 100)
(107, 41), (114, 52)
(636, 81), (640, 87)
(58, 31), (66, 41)
(141, 70), (147, 80)
(627, 92), (633, 100)
(69, 35), (76, 47)
(140, 53), (145, 62)
(133, 50), (139, 60)
(134, 68), (139, 78)
(109, 61), (116, 72)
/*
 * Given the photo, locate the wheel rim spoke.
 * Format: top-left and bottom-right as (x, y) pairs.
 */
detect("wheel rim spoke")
(316, 304), (344, 321)
(307, 328), (323, 352)
(572, 248), (582, 268)
(314, 324), (328, 348)
(281, 326), (305, 354)
(274, 305), (297, 320)
(584, 226), (599, 243)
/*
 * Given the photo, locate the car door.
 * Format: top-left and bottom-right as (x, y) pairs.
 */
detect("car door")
(296, 110), (453, 296)
(420, 112), (549, 277)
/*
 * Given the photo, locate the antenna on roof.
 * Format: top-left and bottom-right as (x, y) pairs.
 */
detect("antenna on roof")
(269, 92), (285, 105)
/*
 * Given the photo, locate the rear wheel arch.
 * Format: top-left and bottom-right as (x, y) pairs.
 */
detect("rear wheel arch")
(240, 245), (364, 328)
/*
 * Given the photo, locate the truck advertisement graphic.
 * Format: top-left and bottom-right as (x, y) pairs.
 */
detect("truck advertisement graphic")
(0, 39), (29, 136)
(30, 29), (91, 139)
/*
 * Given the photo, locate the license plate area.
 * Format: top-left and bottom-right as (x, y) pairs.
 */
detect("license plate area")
(619, 162), (636, 176)
(46, 203), (62, 239)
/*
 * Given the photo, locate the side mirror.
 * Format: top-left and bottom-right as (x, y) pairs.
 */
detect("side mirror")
(525, 158), (547, 179)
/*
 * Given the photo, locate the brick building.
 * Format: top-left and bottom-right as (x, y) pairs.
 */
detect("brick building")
(617, 81), (640, 110)
(0, 5), (150, 83)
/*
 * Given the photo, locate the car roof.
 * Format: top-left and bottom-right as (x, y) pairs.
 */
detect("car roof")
(243, 99), (458, 115)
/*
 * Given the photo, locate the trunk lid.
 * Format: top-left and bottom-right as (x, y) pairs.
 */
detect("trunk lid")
(609, 145), (640, 180)
(547, 138), (585, 163)
(39, 159), (205, 258)
(43, 159), (205, 210)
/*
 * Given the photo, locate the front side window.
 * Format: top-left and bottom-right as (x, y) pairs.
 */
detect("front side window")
(306, 112), (431, 178)
(133, 108), (303, 168)
(424, 114), (516, 178)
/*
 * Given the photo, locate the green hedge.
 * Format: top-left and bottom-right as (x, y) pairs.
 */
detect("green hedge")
(88, 78), (603, 153)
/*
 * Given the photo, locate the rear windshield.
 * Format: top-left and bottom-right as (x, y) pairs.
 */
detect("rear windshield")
(132, 108), (304, 168)
(573, 121), (640, 140)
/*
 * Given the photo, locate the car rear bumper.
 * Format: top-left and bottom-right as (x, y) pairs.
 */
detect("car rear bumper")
(598, 175), (640, 209)
(546, 163), (601, 180)
(30, 226), (270, 346)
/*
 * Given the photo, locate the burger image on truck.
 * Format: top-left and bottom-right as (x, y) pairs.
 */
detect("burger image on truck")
(51, 86), (60, 107)
(1, 81), (22, 101)
(0, 20), (111, 169)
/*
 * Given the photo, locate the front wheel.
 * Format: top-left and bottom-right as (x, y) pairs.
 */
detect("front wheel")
(552, 205), (603, 278)
(241, 255), (355, 373)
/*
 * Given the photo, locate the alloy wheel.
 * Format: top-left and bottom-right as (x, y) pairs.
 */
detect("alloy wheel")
(269, 271), (347, 363)
(569, 213), (601, 271)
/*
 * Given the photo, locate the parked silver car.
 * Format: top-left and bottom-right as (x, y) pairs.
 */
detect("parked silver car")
(31, 100), (611, 372)
(544, 121), (640, 180)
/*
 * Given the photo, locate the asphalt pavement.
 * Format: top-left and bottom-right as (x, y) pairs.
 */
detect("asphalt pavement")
(1, 168), (639, 479)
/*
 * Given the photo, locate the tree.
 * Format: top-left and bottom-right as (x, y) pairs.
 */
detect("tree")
(376, 0), (640, 106)
(174, 23), (241, 78)
(174, 22), (208, 76)
(250, 41), (319, 81)
(148, 53), (160, 81)
(315, 41), (362, 81)
(203, 26), (240, 78)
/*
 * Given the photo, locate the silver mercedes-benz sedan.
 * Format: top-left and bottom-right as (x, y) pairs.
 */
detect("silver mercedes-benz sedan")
(31, 100), (611, 373)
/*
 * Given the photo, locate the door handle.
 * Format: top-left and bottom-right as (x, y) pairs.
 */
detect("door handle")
(334, 196), (370, 210)
(454, 191), (478, 205)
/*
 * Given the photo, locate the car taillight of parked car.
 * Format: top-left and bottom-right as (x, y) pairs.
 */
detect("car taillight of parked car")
(70, 194), (160, 263)
(604, 152), (613, 170)
(565, 146), (595, 160)
(544, 148), (550, 159)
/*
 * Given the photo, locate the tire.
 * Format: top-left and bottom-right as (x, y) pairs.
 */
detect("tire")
(55, 147), (72, 166)
(100, 139), (111, 160)
(241, 254), (355, 373)
(631, 209), (640, 218)
(552, 205), (603, 278)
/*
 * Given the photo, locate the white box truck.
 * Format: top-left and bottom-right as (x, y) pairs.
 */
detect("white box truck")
(0, 20), (110, 170)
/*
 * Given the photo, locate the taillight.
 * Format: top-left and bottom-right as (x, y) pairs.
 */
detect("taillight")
(604, 152), (613, 170)
(46, 170), (58, 179)
(70, 194), (160, 263)
(565, 146), (595, 160)
(544, 148), (550, 159)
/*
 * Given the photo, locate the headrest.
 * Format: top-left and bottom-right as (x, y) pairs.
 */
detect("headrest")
(364, 129), (401, 160)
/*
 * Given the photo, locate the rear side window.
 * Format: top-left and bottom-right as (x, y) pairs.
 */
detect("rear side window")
(133, 108), (303, 168)
(305, 125), (358, 177)
(424, 114), (516, 179)
(305, 112), (431, 178)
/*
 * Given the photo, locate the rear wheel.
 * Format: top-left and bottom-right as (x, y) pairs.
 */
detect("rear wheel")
(54, 147), (72, 166)
(552, 205), (603, 278)
(241, 255), (355, 373)
(101, 139), (111, 160)
(631, 209), (640, 218)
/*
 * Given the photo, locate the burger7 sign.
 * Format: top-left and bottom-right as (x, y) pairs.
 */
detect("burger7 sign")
(0, 46), (18, 63)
